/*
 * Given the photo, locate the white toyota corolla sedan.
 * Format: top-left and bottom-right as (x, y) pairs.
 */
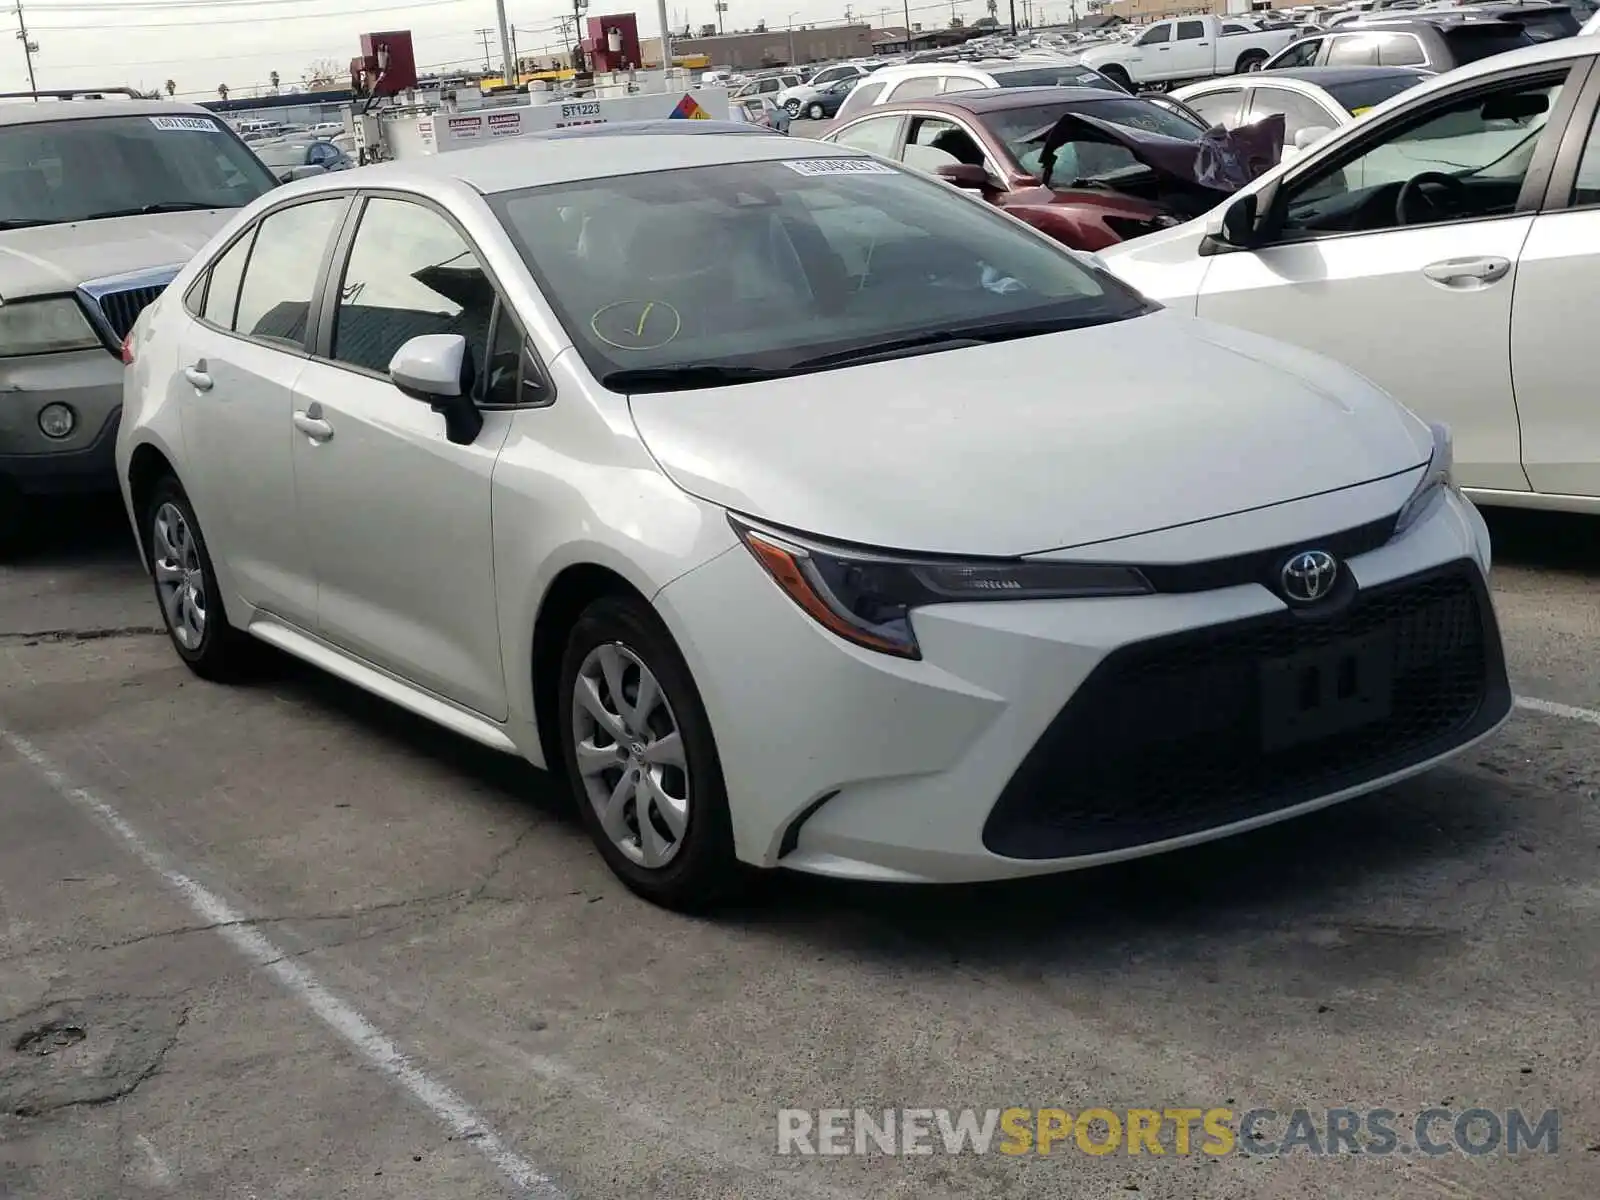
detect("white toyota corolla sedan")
(116, 129), (1512, 909)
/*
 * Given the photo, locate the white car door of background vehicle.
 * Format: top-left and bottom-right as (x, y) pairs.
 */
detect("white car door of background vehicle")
(177, 195), (348, 626)
(1508, 78), (1600, 499)
(288, 195), (515, 720)
(1169, 19), (1215, 79)
(1195, 62), (1588, 495)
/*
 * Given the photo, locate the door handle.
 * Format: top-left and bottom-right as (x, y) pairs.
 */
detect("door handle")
(292, 411), (334, 442)
(1421, 256), (1511, 286)
(183, 363), (212, 391)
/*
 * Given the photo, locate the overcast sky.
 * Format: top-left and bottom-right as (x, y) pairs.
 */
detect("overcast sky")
(14, 0), (1012, 100)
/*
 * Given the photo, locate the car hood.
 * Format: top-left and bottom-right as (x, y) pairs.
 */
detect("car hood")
(626, 309), (1432, 556)
(0, 209), (236, 301)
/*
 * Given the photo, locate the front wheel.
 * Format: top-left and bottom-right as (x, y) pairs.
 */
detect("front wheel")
(557, 595), (741, 911)
(1101, 65), (1133, 92)
(144, 476), (256, 681)
(784, 98), (801, 116)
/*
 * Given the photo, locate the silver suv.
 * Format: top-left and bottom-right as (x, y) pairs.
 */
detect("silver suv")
(0, 88), (279, 548)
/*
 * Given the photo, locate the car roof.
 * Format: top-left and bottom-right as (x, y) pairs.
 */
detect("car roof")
(522, 118), (767, 139)
(309, 130), (855, 196)
(1250, 65), (1434, 85)
(868, 85), (1136, 115)
(0, 96), (216, 126)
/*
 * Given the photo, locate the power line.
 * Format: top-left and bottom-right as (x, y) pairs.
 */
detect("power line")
(28, 0), (476, 31)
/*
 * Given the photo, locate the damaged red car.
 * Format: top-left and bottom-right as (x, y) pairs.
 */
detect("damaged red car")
(817, 86), (1286, 251)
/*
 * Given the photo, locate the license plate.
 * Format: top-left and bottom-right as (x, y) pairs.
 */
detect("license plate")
(1260, 630), (1394, 753)
(561, 101), (601, 119)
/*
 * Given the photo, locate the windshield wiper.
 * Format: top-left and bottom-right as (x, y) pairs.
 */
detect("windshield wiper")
(601, 364), (794, 392)
(0, 218), (54, 230)
(76, 202), (220, 220)
(785, 318), (1108, 371)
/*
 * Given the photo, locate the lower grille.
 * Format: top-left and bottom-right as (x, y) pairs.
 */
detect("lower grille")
(981, 560), (1511, 860)
(96, 285), (167, 342)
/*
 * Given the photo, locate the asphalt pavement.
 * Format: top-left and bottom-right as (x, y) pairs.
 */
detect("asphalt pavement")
(2, 493), (1598, 1200)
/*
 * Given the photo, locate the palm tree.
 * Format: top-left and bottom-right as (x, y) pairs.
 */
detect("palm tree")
(164, 79), (176, 97)
(217, 83), (229, 100)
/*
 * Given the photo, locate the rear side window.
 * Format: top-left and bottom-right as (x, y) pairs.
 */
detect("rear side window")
(1327, 33), (1381, 65)
(1175, 19), (1206, 39)
(888, 76), (941, 100)
(200, 229), (256, 330)
(1375, 32), (1427, 65)
(232, 198), (345, 348)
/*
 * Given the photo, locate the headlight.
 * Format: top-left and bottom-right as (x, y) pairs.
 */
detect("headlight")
(0, 298), (101, 356)
(1393, 421), (1454, 537)
(730, 514), (1153, 660)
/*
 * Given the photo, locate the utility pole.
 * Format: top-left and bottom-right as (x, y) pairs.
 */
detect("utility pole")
(15, 0), (39, 97)
(509, 24), (522, 82)
(715, 1), (727, 34)
(493, 0), (515, 84)
(474, 27), (494, 70)
(1009, 0), (1018, 33)
(902, 0), (911, 49)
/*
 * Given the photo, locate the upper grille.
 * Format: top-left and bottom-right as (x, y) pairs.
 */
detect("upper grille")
(981, 560), (1510, 861)
(96, 285), (168, 342)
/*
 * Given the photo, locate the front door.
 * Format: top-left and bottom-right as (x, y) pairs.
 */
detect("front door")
(289, 194), (512, 720)
(1508, 80), (1600, 499)
(176, 196), (348, 624)
(1196, 63), (1590, 494)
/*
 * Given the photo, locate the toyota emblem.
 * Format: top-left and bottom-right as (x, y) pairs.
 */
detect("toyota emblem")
(1280, 550), (1339, 604)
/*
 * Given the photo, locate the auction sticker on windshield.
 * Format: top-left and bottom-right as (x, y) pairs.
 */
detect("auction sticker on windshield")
(149, 116), (220, 133)
(783, 158), (897, 176)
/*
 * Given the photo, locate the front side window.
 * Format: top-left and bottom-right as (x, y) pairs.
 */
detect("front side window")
(233, 198), (346, 347)
(490, 158), (1152, 389)
(330, 198), (495, 380)
(0, 114), (279, 230)
(1278, 73), (1569, 237)
(904, 117), (985, 171)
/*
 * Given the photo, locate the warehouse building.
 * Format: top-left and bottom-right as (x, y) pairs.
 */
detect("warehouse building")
(642, 22), (874, 69)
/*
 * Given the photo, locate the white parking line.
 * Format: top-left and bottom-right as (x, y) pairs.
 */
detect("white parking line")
(1515, 694), (1600, 727)
(0, 727), (567, 1200)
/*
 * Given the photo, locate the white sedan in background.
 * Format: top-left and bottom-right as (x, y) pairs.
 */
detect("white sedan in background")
(117, 129), (1509, 909)
(1104, 37), (1600, 512)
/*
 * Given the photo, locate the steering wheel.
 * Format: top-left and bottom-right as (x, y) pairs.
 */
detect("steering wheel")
(1395, 172), (1467, 226)
(589, 299), (683, 352)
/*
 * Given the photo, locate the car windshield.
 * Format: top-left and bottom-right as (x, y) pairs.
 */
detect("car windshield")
(489, 158), (1152, 389)
(0, 113), (277, 228)
(1325, 72), (1430, 115)
(985, 98), (1205, 179)
(991, 65), (1126, 91)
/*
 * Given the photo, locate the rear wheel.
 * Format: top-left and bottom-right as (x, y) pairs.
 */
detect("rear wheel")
(144, 476), (256, 681)
(1236, 50), (1267, 73)
(806, 101), (826, 119)
(557, 595), (741, 911)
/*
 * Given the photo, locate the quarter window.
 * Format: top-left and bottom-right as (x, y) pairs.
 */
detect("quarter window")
(329, 197), (496, 381)
(232, 198), (345, 347)
(200, 229), (255, 330)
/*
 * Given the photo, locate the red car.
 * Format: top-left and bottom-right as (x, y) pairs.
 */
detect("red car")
(817, 86), (1258, 251)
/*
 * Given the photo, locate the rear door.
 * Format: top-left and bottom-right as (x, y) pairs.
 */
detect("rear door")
(175, 194), (349, 625)
(1509, 59), (1600, 498)
(1168, 19), (1216, 78)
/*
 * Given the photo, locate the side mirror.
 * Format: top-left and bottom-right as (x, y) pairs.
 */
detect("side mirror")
(389, 333), (484, 445)
(285, 164), (328, 181)
(1293, 124), (1333, 150)
(936, 162), (992, 191)
(1200, 193), (1259, 255)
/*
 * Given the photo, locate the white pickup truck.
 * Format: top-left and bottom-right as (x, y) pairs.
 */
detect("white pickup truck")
(1076, 16), (1299, 89)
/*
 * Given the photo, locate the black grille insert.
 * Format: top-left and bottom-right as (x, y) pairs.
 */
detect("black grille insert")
(981, 560), (1510, 860)
(96, 285), (167, 342)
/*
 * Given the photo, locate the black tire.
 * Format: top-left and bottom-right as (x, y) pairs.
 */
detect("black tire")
(807, 102), (825, 120)
(557, 595), (741, 911)
(143, 475), (257, 682)
(1101, 65), (1133, 92)
(1237, 51), (1267, 73)
(784, 98), (801, 116)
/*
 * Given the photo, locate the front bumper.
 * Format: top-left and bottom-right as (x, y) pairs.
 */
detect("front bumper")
(0, 347), (123, 496)
(654, 486), (1508, 883)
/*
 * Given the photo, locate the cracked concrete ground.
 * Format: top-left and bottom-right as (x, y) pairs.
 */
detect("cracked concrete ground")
(1, 497), (1598, 1199)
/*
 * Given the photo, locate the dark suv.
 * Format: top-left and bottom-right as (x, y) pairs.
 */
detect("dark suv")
(0, 90), (278, 548)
